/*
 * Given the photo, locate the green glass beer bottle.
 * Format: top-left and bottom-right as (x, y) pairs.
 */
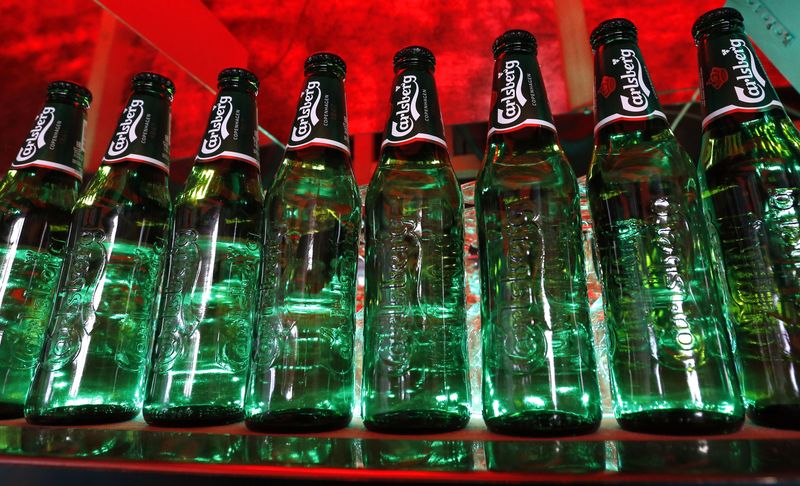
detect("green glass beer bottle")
(587, 19), (744, 434)
(362, 46), (470, 433)
(476, 30), (602, 436)
(25, 72), (174, 425)
(0, 81), (91, 418)
(144, 68), (263, 427)
(245, 53), (359, 432)
(693, 7), (800, 430)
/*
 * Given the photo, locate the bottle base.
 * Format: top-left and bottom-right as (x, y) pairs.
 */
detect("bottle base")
(364, 409), (470, 434)
(0, 402), (24, 420)
(617, 409), (743, 435)
(246, 408), (352, 433)
(485, 411), (601, 437)
(25, 404), (138, 425)
(749, 404), (800, 430)
(143, 405), (243, 427)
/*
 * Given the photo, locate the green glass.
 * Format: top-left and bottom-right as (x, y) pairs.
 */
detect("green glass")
(144, 69), (263, 427)
(694, 8), (800, 430)
(485, 440), (606, 474)
(245, 55), (359, 432)
(141, 431), (243, 464)
(587, 20), (743, 434)
(477, 30), (602, 437)
(362, 46), (470, 433)
(245, 436), (355, 467)
(0, 82), (89, 418)
(360, 439), (474, 471)
(25, 73), (174, 425)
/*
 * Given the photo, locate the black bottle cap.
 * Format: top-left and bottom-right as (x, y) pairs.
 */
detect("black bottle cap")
(47, 80), (92, 108)
(493, 29), (538, 58)
(304, 52), (346, 79)
(132, 72), (175, 99)
(692, 7), (744, 42)
(393, 45), (436, 71)
(590, 18), (638, 50)
(218, 67), (259, 93)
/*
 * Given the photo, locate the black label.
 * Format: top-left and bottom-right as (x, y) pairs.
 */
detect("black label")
(489, 53), (555, 136)
(196, 90), (260, 168)
(382, 70), (446, 149)
(286, 76), (350, 155)
(103, 94), (171, 173)
(593, 42), (666, 133)
(12, 103), (85, 180)
(698, 33), (783, 128)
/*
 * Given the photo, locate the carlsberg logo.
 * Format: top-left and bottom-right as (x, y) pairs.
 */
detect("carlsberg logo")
(201, 95), (233, 154)
(723, 38), (766, 104)
(615, 49), (650, 112)
(497, 59), (526, 125)
(290, 81), (321, 142)
(16, 106), (56, 162)
(390, 75), (420, 138)
(107, 99), (145, 157)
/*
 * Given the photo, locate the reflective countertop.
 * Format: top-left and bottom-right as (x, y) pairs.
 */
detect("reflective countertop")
(1, 418), (799, 483)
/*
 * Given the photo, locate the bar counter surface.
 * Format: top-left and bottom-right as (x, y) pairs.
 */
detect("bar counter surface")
(0, 417), (799, 484)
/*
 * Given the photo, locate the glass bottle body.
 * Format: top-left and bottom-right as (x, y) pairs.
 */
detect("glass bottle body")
(588, 121), (744, 434)
(145, 159), (263, 426)
(362, 143), (470, 434)
(0, 168), (78, 418)
(25, 162), (171, 424)
(476, 129), (602, 436)
(246, 147), (360, 432)
(700, 110), (800, 429)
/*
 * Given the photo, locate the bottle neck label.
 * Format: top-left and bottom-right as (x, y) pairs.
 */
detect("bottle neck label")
(196, 90), (260, 169)
(286, 75), (350, 155)
(593, 42), (666, 134)
(12, 102), (85, 180)
(102, 94), (171, 173)
(489, 53), (556, 137)
(382, 69), (447, 149)
(698, 33), (783, 128)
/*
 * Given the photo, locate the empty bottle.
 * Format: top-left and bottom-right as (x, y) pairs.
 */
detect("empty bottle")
(25, 72), (174, 425)
(144, 68), (263, 426)
(362, 46), (470, 433)
(245, 53), (360, 432)
(693, 7), (800, 430)
(0, 81), (91, 418)
(476, 30), (602, 436)
(587, 19), (744, 434)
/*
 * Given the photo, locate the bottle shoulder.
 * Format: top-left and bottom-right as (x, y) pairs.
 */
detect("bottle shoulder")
(77, 164), (172, 212)
(589, 129), (698, 183)
(177, 160), (264, 208)
(0, 170), (79, 214)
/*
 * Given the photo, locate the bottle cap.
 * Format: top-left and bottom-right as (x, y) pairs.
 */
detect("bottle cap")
(304, 52), (346, 79)
(218, 67), (259, 93)
(492, 29), (538, 58)
(590, 18), (637, 50)
(692, 7), (744, 42)
(393, 45), (436, 70)
(132, 72), (175, 99)
(47, 80), (92, 108)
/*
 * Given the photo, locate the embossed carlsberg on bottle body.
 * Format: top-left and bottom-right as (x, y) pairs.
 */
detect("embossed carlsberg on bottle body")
(587, 19), (743, 435)
(25, 73), (174, 425)
(245, 53), (360, 432)
(694, 8), (800, 430)
(477, 30), (602, 436)
(362, 46), (470, 433)
(144, 69), (263, 427)
(0, 82), (91, 419)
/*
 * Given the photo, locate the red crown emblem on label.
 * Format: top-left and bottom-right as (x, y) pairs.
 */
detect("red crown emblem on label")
(706, 67), (729, 90)
(599, 76), (616, 98)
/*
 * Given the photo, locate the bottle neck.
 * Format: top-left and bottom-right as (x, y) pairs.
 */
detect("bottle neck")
(286, 71), (350, 158)
(696, 30), (784, 131)
(592, 39), (666, 140)
(102, 90), (172, 174)
(195, 87), (260, 170)
(381, 65), (447, 153)
(11, 97), (87, 181)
